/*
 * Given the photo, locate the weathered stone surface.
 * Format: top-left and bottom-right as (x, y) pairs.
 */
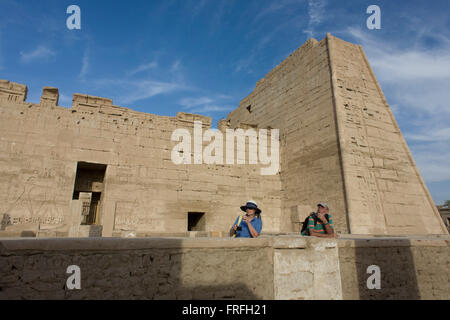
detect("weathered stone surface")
(0, 236), (448, 300)
(226, 34), (447, 236)
(337, 237), (450, 300)
(0, 34), (447, 238)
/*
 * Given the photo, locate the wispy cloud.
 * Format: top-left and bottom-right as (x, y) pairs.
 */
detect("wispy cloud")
(346, 27), (450, 116)
(95, 79), (187, 105)
(234, 51), (257, 73)
(79, 48), (89, 80)
(343, 27), (450, 183)
(303, 0), (326, 38)
(411, 141), (450, 183)
(188, 105), (234, 113)
(179, 95), (234, 114)
(180, 97), (214, 108)
(405, 127), (450, 143)
(121, 80), (183, 104)
(170, 59), (181, 73)
(128, 61), (158, 76)
(347, 28), (450, 83)
(191, 0), (208, 17)
(235, 1), (307, 74)
(79, 57), (190, 105)
(254, 0), (304, 22)
(235, 17), (298, 74)
(20, 45), (56, 63)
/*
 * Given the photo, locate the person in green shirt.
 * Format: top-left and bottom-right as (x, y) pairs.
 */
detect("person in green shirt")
(301, 202), (337, 238)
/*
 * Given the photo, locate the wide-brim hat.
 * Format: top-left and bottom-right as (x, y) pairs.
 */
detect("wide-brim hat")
(240, 200), (262, 214)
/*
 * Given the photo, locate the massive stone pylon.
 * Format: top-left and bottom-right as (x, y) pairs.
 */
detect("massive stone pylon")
(227, 34), (447, 235)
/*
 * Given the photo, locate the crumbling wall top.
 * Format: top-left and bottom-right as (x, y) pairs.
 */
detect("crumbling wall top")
(72, 93), (113, 108)
(40, 87), (59, 107)
(0, 80), (28, 102)
(177, 112), (212, 127)
(0, 79), (231, 128)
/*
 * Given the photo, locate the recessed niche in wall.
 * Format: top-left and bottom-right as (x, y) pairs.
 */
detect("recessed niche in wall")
(188, 212), (206, 231)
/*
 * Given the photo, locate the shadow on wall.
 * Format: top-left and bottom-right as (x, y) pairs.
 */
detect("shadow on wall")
(340, 239), (421, 300)
(0, 238), (265, 300)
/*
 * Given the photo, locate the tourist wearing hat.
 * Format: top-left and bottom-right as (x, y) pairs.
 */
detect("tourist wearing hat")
(230, 200), (263, 238)
(301, 202), (337, 238)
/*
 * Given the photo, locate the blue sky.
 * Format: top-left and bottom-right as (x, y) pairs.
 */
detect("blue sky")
(0, 0), (449, 204)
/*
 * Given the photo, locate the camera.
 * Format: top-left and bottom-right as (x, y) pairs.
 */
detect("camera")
(236, 226), (242, 231)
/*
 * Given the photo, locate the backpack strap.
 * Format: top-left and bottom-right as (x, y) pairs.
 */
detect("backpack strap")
(313, 213), (330, 226)
(312, 214), (319, 226)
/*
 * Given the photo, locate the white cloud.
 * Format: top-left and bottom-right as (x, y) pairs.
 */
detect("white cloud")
(347, 28), (450, 82)
(20, 45), (56, 63)
(345, 27), (450, 116)
(95, 79), (186, 105)
(120, 80), (183, 104)
(254, 0), (304, 22)
(234, 51), (257, 73)
(410, 141), (450, 183)
(343, 27), (450, 183)
(78, 58), (190, 105)
(371, 52), (450, 81)
(234, 1), (307, 74)
(170, 60), (181, 73)
(128, 61), (158, 76)
(179, 95), (234, 114)
(189, 105), (234, 113)
(79, 48), (89, 80)
(179, 97), (214, 108)
(304, 0), (326, 38)
(191, 0), (208, 16)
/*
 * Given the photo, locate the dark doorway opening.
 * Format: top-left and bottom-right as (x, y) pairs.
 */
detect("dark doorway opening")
(188, 212), (206, 231)
(72, 162), (107, 225)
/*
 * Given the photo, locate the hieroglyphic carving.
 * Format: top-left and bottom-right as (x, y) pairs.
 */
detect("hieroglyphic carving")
(10, 216), (65, 225)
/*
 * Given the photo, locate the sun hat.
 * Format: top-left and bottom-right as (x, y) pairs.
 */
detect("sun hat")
(240, 200), (262, 214)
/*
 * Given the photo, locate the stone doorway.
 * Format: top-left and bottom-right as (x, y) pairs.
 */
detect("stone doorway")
(72, 162), (107, 226)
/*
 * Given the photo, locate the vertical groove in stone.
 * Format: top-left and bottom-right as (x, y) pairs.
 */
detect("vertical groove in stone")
(326, 33), (352, 234)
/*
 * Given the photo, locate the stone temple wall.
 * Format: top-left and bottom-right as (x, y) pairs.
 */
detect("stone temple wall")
(0, 236), (448, 300)
(227, 36), (348, 233)
(0, 33), (448, 238)
(0, 81), (281, 238)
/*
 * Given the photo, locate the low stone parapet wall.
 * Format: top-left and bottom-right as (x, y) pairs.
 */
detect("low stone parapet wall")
(0, 236), (448, 300)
